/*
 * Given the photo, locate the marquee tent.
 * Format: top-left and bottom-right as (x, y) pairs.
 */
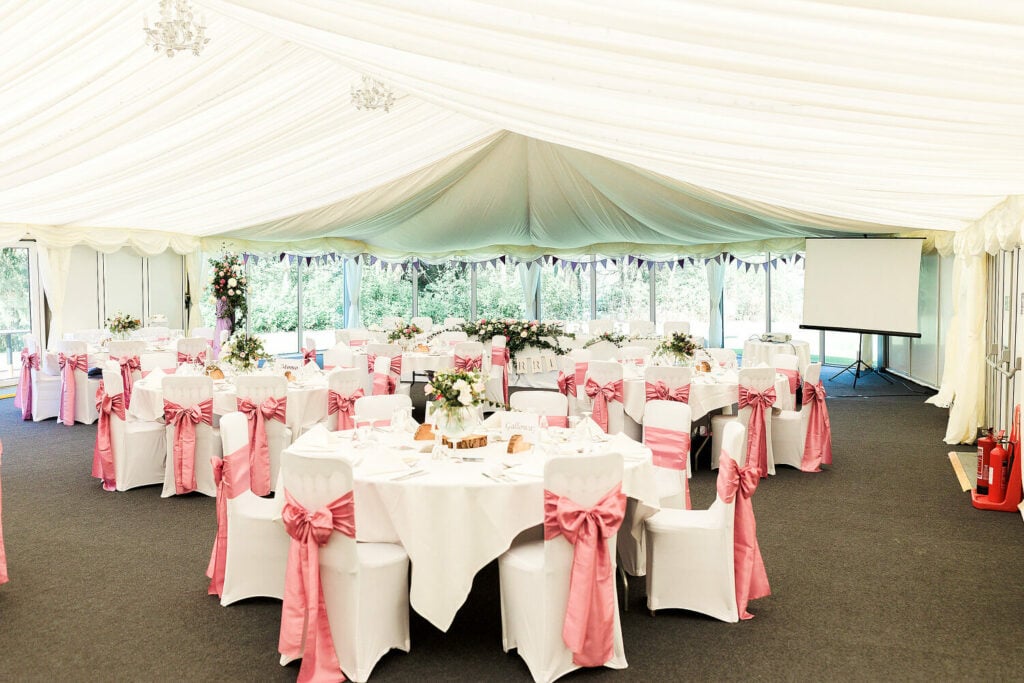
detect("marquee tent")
(1, 0), (1023, 442)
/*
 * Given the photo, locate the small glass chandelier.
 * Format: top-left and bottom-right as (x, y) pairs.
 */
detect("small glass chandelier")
(351, 75), (396, 113)
(143, 0), (210, 58)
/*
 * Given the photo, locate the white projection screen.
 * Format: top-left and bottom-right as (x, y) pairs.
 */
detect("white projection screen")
(801, 238), (923, 338)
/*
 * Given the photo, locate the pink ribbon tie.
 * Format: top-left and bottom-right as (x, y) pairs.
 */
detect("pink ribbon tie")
(801, 381), (833, 472)
(584, 378), (623, 433)
(737, 385), (776, 478)
(491, 346), (510, 405)
(15, 348), (39, 420)
(92, 382), (125, 492)
(177, 350), (207, 365)
(163, 398), (214, 494)
(556, 370), (576, 398)
(236, 396), (288, 496)
(544, 484), (626, 667)
(327, 388), (364, 430)
(57, 352), (88, 426)
(644, 380), (690, 404)
(302, 347), (319, 367)
(279, 490), (355, 683)
(717, 454), (770, 619)
(113, 355), (141, 409)
(453, 353), (482, 371)
(207, 445), (251, 597)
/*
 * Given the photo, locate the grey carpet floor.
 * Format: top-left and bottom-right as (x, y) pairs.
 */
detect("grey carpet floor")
(0, 372), (1021, 682)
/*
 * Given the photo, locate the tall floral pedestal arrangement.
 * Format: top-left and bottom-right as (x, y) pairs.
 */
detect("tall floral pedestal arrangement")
(209, 254), (248, 359)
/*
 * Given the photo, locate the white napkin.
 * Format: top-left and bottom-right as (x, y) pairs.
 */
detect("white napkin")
(140, 367), (165, 386)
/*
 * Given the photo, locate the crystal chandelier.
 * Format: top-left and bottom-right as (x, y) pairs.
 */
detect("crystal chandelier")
(143, 0), (210, 58)
(351, 75), (396, 112)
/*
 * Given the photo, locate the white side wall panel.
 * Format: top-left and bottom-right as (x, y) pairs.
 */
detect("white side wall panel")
(147, 251), (184, 329)
(910, 254), (939, 387)
(103, 249), (144, 323)
(62, 245), (100, 333)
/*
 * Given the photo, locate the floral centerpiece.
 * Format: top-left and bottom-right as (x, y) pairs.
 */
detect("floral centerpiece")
(655, 331), (702, 364)
(583, 331), (629, 348)
(209, 254), (248, 351)
(425, 368), (491, 437)
(220, 332), (266, 373)
(106, 311), (141, 339)
(452, 318), (573, 360)
(387, 323), (423, 344)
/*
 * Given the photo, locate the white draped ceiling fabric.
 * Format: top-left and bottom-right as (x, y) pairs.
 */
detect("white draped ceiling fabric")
(1, 0), (1024, 441)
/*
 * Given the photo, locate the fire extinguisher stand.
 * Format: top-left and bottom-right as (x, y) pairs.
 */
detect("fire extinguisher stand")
(972, 405), (1024, 512)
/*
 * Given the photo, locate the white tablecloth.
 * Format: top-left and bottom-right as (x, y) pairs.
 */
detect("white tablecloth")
(622, 369), (790, 423)
(742, 339), (811, 372)
(288, 427), (659, 631)
(128, 373), (328, 437)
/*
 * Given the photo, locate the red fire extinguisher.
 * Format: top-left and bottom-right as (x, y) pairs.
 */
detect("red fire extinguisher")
(976, 428), (995, 496)
(988, 438), (1008, 503)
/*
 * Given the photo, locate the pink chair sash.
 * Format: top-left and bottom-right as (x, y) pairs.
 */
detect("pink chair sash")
(279, 489), (354, 683)
(348, 338), (367, 347)
(366, 353), (402, 377)
(372, 372), (396, 396)
(327, 388), (364, 431)
(113, 355), (141, 409)
(163, 398), (214, 495)
(547, 415), (569, 428)
(777, 368), (800, 395)
(717, 454), (770, 620)
(302, 347), (319, 367)
(643, 380), (690, 404)
(0, 440), (7, 585)
(57, 352), (88, 426)
(206, 445), (251, 598)
(453, 353), (482, 371)
(15, 349), (39, 420)
(644, 425), (691, 509)
(92, 382), (125, 492)
(236, 396), (288, 497)
(574, 362), (588, 396)
(491, 346), (510, 406)
(584, 378), (623, 433)
(737, 385), (776, 479)
(177, 350), (207, 365)
(801, 381), (833, 472)
(556, 370), (576, 398)
(543, 483), (626, 667)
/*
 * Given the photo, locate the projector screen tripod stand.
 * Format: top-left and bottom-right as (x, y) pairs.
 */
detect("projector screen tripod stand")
(828, 333), (894, 388)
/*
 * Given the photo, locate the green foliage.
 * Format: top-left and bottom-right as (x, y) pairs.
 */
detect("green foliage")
(0, 248), (31, 336)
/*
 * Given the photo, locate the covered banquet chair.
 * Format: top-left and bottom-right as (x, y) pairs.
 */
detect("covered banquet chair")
(662, 321), (691, 336)
(16, 334), (60, 422)
(509, 391), (569, 428)
(410, 315), (433, 333)
(56, 340), (100, 425)
(498, 452), (628, 682)
(161, 376), (221, 498)
(353, 394), (412, 426)
(322, 368), (365, 433)
(106, 340), (145, 408)
(710, 366), (777, 476)
(210, 411), (290, 606)
(235, 375), (292, 496)
(771, 363), (833, 472)
(92, 361), (166, 492)
(587, 319), (615, 336)
(772, 352), (801, 412)
(645, 421), (770, 621)
(583, 360), (625, 435)
(176, 337), (209, 366)
(277, 448), (410, 682)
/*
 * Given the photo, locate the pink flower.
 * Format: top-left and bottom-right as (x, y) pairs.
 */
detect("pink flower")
(221, 296), (227, 301)
(220, 279), (226, 284)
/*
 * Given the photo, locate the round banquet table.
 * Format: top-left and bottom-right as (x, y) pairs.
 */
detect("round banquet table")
(741, 339), (811, 373)
(127, 372), (328, 437)
(622, 368), (790, 423)
(285, 426), (660, 632)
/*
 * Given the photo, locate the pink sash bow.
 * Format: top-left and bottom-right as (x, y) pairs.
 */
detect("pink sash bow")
(556, 370), (576, 398)
(777, 368), (800, 395)
(236, 396), (288, 496)
(15, 349), (39, 420)
(57, 352), (88, 426)
(574, 362), (588, 396)
(206, 445), (251, 597)
(643, 380), (690, 404)
(491, 346), (510, 406)
(366, 353), (402, 377)
(737, 386), (776, 479)
(546, 415), (569, 428)
(163, 398), (214, 494)
(177, 350), (207, 365)
(453, 353), (482, 371)
(279, 489), (355, 683)
(92, 382), (125, 492)
(372, 372), (396, 396)
(644, 425), (691, 509)
(543, 484), (626, 667)
(801, 381), (833, 472)
(112, 355), (141, 409)
(327, 388), (364, 431)
(584, 378), (623, 434)
(717, 454), (770, 619)
(302, 347), (319, 367)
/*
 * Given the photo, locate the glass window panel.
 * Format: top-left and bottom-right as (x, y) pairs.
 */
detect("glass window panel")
(723, 258), (767, 353)
(769, 257), (820, 361)
(655, 262), (710, 341)
(416, 263), (471, 325)
(0, 247), (32, 379)
(301, 259), (345, 349)
(359, 264), (413, 327)
(540, 264), (587, 325)
(248, 257), (298, 355)
(824, 331), (859, 366)
(595, 258), (650, 324)
(476, 262), (526, 319)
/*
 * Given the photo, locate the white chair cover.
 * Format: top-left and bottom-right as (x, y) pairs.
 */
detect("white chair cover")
(452, 341), (485, 372)
(706, 347), (738, 370)
(191, 326), (215, 341)
(161, 376), (221, 497)
(627, 320), (654, 336)
(645, 421), (747, 622)
(587, 319), (615, 336)
(585, 360), (625, 434)
(98, 361), (166, 491)
(278, 449), (410, 682)
(322, 342), (356, 371)
(771, 363), (823, 470)
(410, 316), (433, 333)
(485, 335), (509, 407)
(710, 367), (777, 474)
(662, 321), (691, 336)
(334, 329), (370, 346)
(218, 411), (291, 606)
(586, 340), (619, 362)
(555, 355), (583, 418)
(235, 375), (293, 492)
(176, 337), (210, 365)
(26, 334), (60, 422)
(58, 340), (100, 424)
(321, 368), (365, 433)
(380, 316), (403, 330)
(772, 352), (800, 412)
(499, 453), (627, 683)
(509, 391), (569, 428)
(443, 317), (465, 328)
(353, 394), (412, 424)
